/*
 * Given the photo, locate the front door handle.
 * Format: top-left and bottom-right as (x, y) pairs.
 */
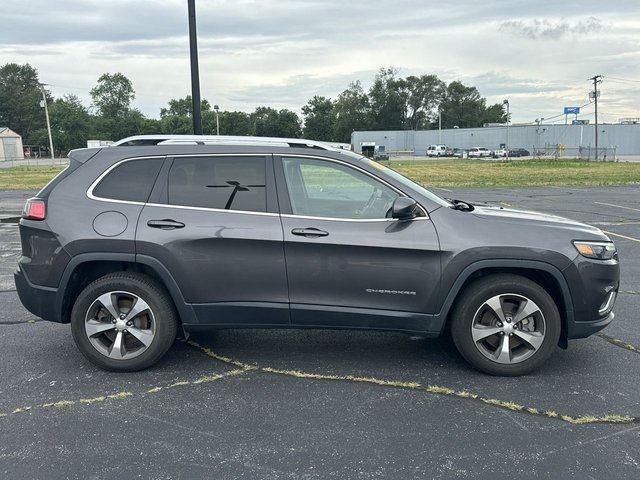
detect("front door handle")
(147, 219), (185, 230)
(291, 227), (329, 238)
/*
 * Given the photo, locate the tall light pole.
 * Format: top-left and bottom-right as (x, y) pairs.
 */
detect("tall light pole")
(188, 0), (203, 135)
(39, 85), (55, 161)
(589, 75), (602, 160)
(213, 104), (220, 135)
(503, 99), (510, 160)
(438, 110), (442, 144)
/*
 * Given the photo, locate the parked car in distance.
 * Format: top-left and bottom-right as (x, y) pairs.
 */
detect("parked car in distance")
(373, 145), (389, 161)
(509, 148), (531, 157)
(15, 135), (619, 376)
(492, 149), (508, 158)
(452, 148), (465, 158)
(444, 147), (455, 157)
(468, 147), (491, 158)
(427, 144), (448, 157)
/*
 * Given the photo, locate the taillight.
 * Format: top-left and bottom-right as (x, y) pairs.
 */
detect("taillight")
(23, 198), (46, 220)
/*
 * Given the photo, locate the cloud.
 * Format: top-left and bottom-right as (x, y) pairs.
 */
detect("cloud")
(1, 1), (639, 123)
(499, 16), (606, 40)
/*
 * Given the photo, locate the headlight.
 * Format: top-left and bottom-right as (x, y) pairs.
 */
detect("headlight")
(573, 241), (617, 260)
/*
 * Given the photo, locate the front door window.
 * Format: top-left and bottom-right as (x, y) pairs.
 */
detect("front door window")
(282, 157), (398, 219)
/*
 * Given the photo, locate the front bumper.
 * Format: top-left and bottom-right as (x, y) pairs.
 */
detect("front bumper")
(14, 267), (61, 323)
(568, 311), (614, 339)
(563, 254), (619, 340)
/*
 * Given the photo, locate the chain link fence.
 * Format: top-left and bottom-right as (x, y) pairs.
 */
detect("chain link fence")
(0, 155), (68, 168)
(532, 146), (617, 161)
(380, 146), (619, 162)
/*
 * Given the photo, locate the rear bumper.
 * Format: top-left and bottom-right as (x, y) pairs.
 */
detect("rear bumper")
(14, 267), (61, 323)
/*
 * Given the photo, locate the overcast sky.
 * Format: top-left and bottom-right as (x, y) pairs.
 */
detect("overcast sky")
(1, 0), (639, 123)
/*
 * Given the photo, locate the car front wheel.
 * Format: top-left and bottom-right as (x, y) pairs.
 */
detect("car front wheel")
(70, 272), (178, 372)
(450, 274), (561, 376)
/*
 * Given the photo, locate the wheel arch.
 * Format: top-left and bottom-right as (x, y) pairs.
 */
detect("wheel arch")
(435, 260), (573, 348)
(56, 253), (196, 325)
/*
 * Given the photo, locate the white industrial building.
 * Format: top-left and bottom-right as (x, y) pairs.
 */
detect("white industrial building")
(0, 128), (24, 161)
(352, 123), (640, 158)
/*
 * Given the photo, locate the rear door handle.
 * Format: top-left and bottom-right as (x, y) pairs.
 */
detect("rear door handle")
(147, 219), (185, 230)
(291, 227), (329, 238)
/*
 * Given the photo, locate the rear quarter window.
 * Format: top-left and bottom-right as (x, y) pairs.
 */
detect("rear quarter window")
(92, 158), (164, 203)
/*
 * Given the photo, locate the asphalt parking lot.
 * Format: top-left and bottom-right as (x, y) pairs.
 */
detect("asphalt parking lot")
(1, 185), (639, 479)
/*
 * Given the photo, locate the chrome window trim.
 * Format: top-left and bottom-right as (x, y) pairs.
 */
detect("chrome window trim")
(280, 213), (428, 223)
(279, 154), (429, 220)
(86, 152), (430, 221)
(144, 202), (279, 217)
(86, 153), (279, 217)
(87, 155), (166, 206)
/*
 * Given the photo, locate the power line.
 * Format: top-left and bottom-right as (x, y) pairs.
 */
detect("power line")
(606, 76), (640, 84)
(535, 101), (593, 123)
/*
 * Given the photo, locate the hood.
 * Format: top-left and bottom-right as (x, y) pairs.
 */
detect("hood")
(471, 204), (607, 238)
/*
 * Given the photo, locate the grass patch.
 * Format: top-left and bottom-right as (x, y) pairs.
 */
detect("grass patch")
(0, 166), (64, 190)
(389, 159), (640, 187)
(1, 159), (639, 190)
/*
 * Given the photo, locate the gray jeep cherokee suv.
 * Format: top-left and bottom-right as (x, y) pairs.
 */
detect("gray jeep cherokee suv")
(15, 135), (619, 376)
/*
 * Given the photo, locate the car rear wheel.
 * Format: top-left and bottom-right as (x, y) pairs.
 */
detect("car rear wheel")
(70, 272), (178, 372)
(450, 274), (561, 376)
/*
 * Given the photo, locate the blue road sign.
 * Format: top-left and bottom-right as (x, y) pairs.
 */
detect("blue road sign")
(564, 106), (580, 115)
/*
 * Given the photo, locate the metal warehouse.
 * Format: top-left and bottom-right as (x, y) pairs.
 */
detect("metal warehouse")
(352, 123), (640, 158)
(0, 127), (24, 161)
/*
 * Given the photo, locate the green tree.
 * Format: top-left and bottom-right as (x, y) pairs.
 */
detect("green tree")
(368, 67), (407, 130)
(48, 94), (91, 153)
(404, 74), (446, 130)
(159, 114), (192, 135)
(333, 81), (371, 143)
(92, 109), (146, 141)
(216, 111), (253, 136)
(0, 63), (49, 144)
(439, 81), (487, 129)
(251, 107), (301, 138)
(302, 96), (336, 141)
(482, 103), (508, 125)
(90, 73), (135, 118)
(160, 95), (211, 118)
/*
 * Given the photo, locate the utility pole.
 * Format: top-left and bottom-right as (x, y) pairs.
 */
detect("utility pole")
(39, 85), (55, 161)
(503, 99), (510, 160)
(214, 104), (220, 135)
(188, 0), (203, 135)
(438, 110), (442, 144)
(589, 75), (602, 159)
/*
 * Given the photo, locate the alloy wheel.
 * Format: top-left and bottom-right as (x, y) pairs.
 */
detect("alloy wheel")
(84, 291), (156, 360)
(471, 293), (546, 364)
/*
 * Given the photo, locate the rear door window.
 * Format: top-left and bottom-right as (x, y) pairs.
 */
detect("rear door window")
(93, 158), (164, 203)
(167, 156), (267, 212)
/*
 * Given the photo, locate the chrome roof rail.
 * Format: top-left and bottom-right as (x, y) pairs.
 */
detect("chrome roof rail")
(111, 135), (338, 151)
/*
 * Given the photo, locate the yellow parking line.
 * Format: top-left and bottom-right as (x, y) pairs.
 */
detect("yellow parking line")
(186, 340), (638, 426)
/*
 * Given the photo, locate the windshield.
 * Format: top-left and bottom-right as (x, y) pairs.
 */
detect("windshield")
(339, 150), (450, 208)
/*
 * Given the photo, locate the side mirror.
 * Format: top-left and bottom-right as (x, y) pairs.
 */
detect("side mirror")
(391, 197), (419, 220)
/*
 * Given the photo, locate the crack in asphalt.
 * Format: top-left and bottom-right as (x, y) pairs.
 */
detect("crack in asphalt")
(0, 320), (40, 325)
(184, 340), (639, 426)
(597, 333), (640, 354)
(0, 367), (249, 420)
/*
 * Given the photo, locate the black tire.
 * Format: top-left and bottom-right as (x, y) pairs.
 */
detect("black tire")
(450, 274), (560, 376)
(70, 272), (178, 372)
